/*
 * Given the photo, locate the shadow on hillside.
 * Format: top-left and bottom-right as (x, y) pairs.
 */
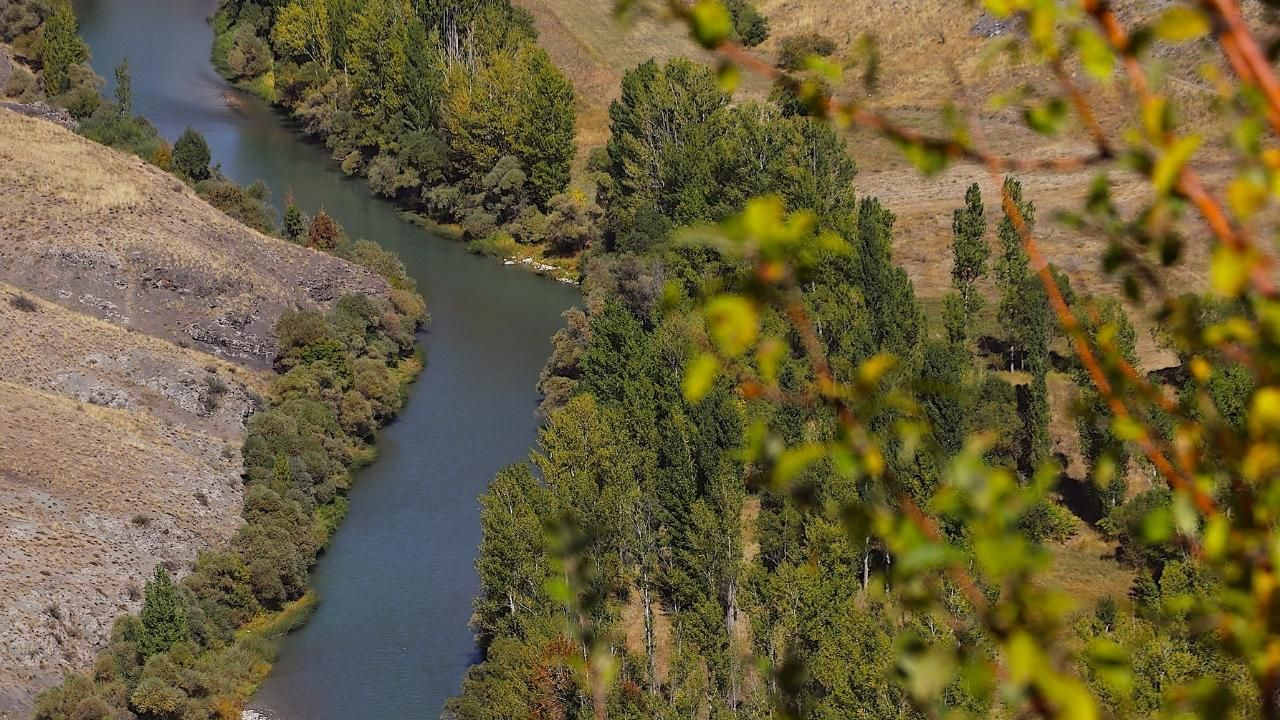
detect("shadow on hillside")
(1052, 453), (1107, 526)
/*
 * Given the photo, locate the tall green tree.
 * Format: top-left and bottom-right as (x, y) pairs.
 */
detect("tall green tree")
(40, 0), (85, 95)
(850, 197), (925, 367)
(951, 182), (989, 322)
(514, 46), (575, 207)
(1074, 297), (1138, 510)
(474, 464), (551, 643)
(440, 44), (574, 207)
(139, 567), (190, 658)
(345, 0), (411, 122)
(604, 58), (728, 218)
(113, 57), (132, 117)
(271, 0), (334, 70)
(995, 177), (1036, 368)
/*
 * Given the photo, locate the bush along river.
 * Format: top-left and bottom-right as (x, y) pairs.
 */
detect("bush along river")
(74, 1), (580, 717)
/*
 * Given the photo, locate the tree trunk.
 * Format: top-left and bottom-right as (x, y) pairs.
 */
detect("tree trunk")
(641, 571), (657, 694)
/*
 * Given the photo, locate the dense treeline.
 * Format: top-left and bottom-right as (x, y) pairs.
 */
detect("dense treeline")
(451, 50), (1254, 718)
(215, 0), (580, 252)
(33, 211), (427, 720)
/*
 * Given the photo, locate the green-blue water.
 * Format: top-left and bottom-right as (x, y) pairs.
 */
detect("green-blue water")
(73, 2), (578, 717)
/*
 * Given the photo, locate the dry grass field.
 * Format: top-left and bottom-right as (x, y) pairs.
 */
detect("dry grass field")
(517, 0), (1262, 310)
(0, 108), (393, 716)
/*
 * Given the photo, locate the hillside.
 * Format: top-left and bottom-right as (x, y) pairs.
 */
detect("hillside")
(0, 109), (388, 369)
(0, 108), (391, 716)
(518, 0), (1226, 323)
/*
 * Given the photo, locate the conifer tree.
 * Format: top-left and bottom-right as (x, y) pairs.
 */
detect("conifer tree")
(283, 193), (307, 242)
(40, 0), (85, 96)
(139, 567), (190, 658)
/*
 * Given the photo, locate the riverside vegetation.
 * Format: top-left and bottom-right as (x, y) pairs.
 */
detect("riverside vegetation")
(5, 2), (430, 717)
(214, 0), (588, 267)
(448, 3), (1280, 720)
(32, 269), (426, 719)
(1, 0), (279, 234)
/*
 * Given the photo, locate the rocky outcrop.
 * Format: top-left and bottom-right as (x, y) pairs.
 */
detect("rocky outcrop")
(0, 101), (77, 130)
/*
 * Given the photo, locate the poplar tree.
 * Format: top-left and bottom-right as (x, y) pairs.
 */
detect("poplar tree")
(995, 177), (1035, 368)
(1016, 273), (1052, 476)
(1074, 297), (1138, 510)
(345, 0), (410, 121)
(114, 57), (131, 117)
(474, 464), (550, 643)
(852, 197), (924, 368)
(951, 182), (989, 322)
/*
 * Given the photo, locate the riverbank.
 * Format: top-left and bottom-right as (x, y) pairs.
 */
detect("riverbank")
(73, 2), (580, 714)
(208, 5), (586, 285)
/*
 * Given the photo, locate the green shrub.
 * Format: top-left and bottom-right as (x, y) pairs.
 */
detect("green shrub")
(173, 127), (212, 181)
(727, 0), (769, 46)
(777, 32), (837, 71)
(1019, 498), (1078, 542)
(3, 64), (34, 98)
(196, 179), (277, 234)
(466, 231), (519, 258)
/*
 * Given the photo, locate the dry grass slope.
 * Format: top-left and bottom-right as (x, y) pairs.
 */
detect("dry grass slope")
(0, 110), (393, 716)
(0, 108), (390, 369)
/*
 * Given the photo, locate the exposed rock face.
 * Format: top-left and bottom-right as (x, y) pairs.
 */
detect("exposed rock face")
(0, 109), (391, 716)
(0, 101), (77, 130)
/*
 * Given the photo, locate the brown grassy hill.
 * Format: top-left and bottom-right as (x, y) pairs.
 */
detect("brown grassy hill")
(0, 109), (391, 716)
(0, 108), (389, 370)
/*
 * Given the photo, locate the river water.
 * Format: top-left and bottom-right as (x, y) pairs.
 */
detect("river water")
(73, 2), (578, 717)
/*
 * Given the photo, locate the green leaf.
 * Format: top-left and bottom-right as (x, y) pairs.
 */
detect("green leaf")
(1142, 505), (1174, 543)
(715, 60), (740, 93)
(1086, 637), (1133, 695)
(1075, 28), (1115, 80)
(690, 0), (733, 49)
(896, 139), (949, 174)
(773, 443), (826, 486)
(1156, 6), (1210, 42)
(1211, 246), (1251, 297)
(1151, 134), (1200, 195)
(706, 295), (759, 357)
(1024, 97), (1068, 134)
(682, 353), (720, 403)
(544, 577), (572, 605)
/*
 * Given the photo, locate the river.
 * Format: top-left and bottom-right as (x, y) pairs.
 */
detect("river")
(72, 1), (579, 717)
